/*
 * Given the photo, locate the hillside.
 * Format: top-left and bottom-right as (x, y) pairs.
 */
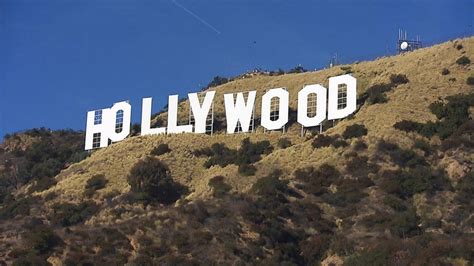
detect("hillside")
(0, 37), (473, 265)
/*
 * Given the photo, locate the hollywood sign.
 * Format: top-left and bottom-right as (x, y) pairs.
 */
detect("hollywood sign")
(85, 74), (356, 150)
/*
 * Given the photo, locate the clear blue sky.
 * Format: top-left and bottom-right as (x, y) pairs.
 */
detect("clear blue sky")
(1, 0), (472, 137)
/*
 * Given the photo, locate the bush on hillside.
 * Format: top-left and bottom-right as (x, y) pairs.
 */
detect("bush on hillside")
(312, 134), (334, 148)
(251, 170), (288, 197)
(394, 120), (423, 133)
(455, 171), (474, 205)
(440, 120), (474, 151)
(364, 83), (392, 104)
(2, 129), (86, 193)
(288, 65), (307, 73)
(195, 138), (272, 171)
(23, 225), (60, 254)
(467, 76), (474, 85)
(0, 197), (33, 219)
(456, 56), (470, 65)
(312, 134), (347, 149)
(131, 123), (141, 136)
(300, 234), (331, 263)
(340, 66), (353, 74)
(345, 155), (379, 177)
(295, 164), (340, 196)
(150, 143), (171, 156)
(333, 139), (349, 148)
(29, 176), (57, 193)
(206, 76), (229, 88)
(236, 138), (273, 165)
(277, 138), (292, 149)
(127, 157), (187, 204)
(322, 180), (370, 207)
(441, 68), (450, 75)
(390, 208), (421, 237)
(383, 195), (407, 212)
(208, 176), (232, 197)
(343, 124), (368, 139)
(389, 74), (409, 85)
(84, 174), (108, 197)
(353, 139), (368, 151)
(394, 93), (474, 139)
(196, 143), (237, 168)
(238, 164), (257, 176)
(50, 202), (99, 226)
(413, 139), (432, 156)
(376, 140), (427, 168)
(379, 166), (449, 199)
(359, 74), (409, 106)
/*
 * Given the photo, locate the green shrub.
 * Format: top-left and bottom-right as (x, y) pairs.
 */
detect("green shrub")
(428, 101), (446, 119)
(237, 138), (273, 165)
(30, 176), (57, 192)
(441, 68), (450, 75)
(252, 170), (288, 197)
(362, 211), (392, 229)
(333, 139), (349, 148)
(277, 138), (292, 149)
(383, 195), (407, 211)
(288, 65), (307, 73)
(238, 164), (257, 176)
(455, 171), (473, 205)
(363, 83), (392, 104)
(391, 149), (426, 168)
(84, 174), (108, 197)
(312, 134), (347, 149)
(300, 234), (331, 262)
(295, 164), (339, 196)
(389, 74), (409, 84)
(353, 140), (368, 151)
(413, 139), (432, 156)
(131, 123), (141, 136)
(345, 155), (378, 177)
(330, 235), (355, 256)
(456, 56), (470, 65)
(50, 201), (99, 226)
(322, 178), (371, 207)
(467, 76), (474, 85)
(377, 140), (426, 168)
(379, 166), (448, 199)
(390, 208), (421, 237)
(394, 120), (422, 132)
(416, 93), (474, 139)
(206, 76), (228, 88)
(150, 143), (171, 156)
(127, 157), (187, 204)
(456, 44), (463, 50)
(0, 197), (33, 219)
(312, 134), (333, 148)
(360, 75), (408, 106)
(196, 138), (272, 169)
(197, 143), (237, 168)
(344, 244), (391, 265)
(3, 129), (85, 192)
(23, 225), (60, 254)
(13, 254), (49, 266)
(343, 124), (368, 139)
(208, 176), (232, 197)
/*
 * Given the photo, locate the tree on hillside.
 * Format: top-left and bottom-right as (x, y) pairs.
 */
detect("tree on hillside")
(127, 157), (187, 204)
